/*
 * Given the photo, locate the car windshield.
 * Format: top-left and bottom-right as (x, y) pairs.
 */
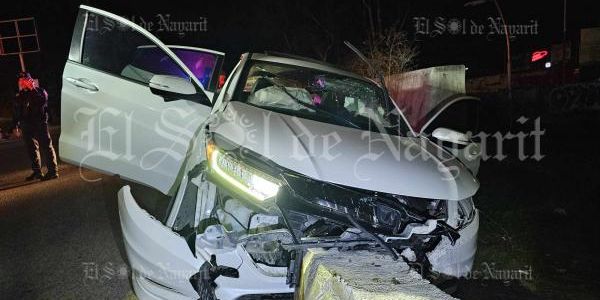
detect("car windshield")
(233, 60), (405, 134)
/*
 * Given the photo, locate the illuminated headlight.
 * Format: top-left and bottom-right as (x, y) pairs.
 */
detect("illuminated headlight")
(208, 146), (280, 201)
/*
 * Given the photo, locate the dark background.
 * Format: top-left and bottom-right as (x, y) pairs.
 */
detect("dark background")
(1, 0), (597, 106)
(2, 1), (600, 299)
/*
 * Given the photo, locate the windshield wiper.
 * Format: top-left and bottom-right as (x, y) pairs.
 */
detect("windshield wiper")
(262, 77), (362, 130)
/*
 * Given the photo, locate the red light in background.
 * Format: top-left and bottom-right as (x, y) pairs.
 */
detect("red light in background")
(531, 50), (549, 62)
(218, 74), (226, 89)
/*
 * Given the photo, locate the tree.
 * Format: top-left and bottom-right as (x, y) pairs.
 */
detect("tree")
(272, 0), (354, 63)
(349, 28), (418, 78)
(348, 0), (418, 78)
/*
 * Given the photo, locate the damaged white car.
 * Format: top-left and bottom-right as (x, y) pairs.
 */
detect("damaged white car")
(60, 5), (480, 300)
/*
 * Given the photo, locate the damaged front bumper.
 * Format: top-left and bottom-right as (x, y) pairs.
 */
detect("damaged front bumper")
(428, 209), (479, 278)
(200, 147), (479, 293)
(121, 174), (477, 300)
(120, 138), (479, 299)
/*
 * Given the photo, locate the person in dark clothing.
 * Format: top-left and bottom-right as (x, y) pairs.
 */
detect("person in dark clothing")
(12, 72), (58, 181)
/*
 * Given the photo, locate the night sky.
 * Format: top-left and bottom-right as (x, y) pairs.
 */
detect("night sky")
(1, 0), (598, 100)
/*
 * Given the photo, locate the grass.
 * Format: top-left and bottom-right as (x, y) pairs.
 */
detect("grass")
(458, 112), (600, 299)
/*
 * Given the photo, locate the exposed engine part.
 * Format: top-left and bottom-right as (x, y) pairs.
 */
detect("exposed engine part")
(393, 195), (448, 220)
(215, 191), (285, 234)
(208, 181), (464, 289)
(345, 213), (399, 260)
(213, 195), (295, 268)
(217, 198), (255, 232)
(196, 224), (237, 250)
(249, 214), (280, 230)
(243, 230), (294, 267)
(286, 249), (303, 288)
(384, 219), (438, 242)
(282, 209), (356, 241)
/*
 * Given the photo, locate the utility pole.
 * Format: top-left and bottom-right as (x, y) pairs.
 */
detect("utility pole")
(562, 0), (567, 84)
(464, 0), (512, 128)
(15, 19), (27, 72)
(464, 0), (512, 100)
(492, 0), (511, 101)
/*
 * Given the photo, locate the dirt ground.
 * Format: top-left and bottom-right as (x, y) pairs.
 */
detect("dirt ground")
(455, 111), (600, 299)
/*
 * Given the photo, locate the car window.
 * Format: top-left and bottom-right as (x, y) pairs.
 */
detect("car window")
(171, 49), (220, 91)
(81, 12), (190, 85)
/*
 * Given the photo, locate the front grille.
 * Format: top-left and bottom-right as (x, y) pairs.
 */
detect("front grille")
(281, 173), (410, 235)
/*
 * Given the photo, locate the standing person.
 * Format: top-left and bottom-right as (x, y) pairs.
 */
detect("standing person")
(11, 72), (59, 181)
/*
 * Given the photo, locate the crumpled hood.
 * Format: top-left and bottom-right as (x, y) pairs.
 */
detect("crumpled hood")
(210, 102), (479, 200)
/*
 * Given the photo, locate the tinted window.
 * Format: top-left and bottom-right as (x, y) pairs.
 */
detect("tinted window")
(81, 12), (190, 84)
(171, 49), (219, 91)
(128, 47), (188, 82)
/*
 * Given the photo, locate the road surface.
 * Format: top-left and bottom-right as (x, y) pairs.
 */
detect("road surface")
(0, 134), (134, 299)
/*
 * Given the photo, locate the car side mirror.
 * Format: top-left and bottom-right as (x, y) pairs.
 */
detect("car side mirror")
(432, 127), (470, 145)
(149, 75), (211, 106)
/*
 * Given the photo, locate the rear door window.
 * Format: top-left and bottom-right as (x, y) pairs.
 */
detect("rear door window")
(81, 13), (191, 85)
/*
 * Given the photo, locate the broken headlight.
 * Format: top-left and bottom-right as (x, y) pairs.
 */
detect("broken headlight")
(281, 173), (448, 237)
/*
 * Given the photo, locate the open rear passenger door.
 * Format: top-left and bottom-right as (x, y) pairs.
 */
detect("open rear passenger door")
(59, 6), (232, 298)
(60, 5), (220, 195)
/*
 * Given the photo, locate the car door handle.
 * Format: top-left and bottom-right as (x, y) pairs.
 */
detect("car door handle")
(65, 77), (99, 92)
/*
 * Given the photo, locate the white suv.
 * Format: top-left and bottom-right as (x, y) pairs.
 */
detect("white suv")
(61, 6), (480, 299)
